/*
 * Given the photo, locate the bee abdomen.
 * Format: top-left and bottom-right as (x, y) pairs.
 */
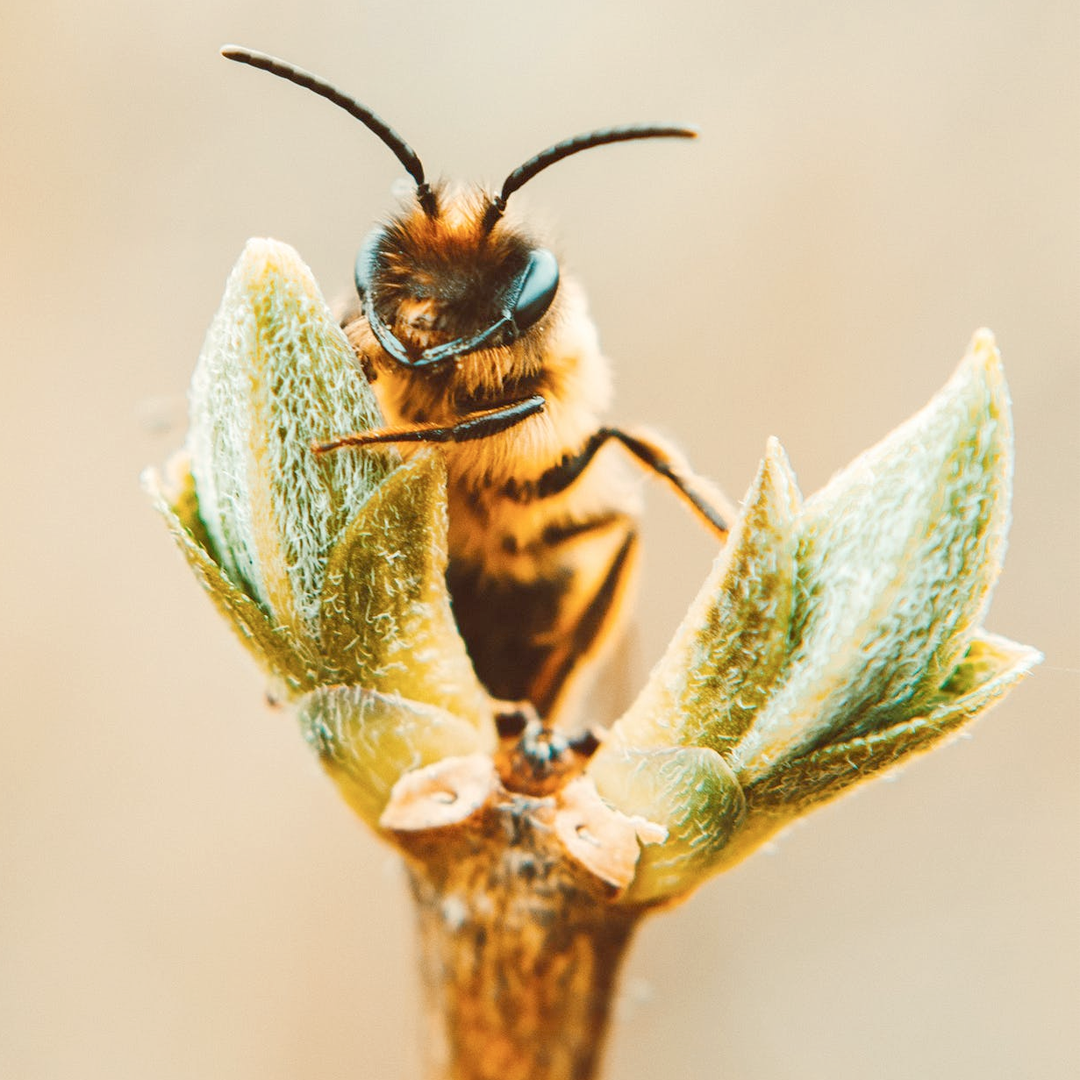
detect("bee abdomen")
(447, 512), (638, 719)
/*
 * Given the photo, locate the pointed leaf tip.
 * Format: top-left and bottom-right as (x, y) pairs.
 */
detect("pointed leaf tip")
(743, 629), (1041, 816)
(188, 238), (393, 643)
(731, 335), (1014, 782)
(604, 435), (799, 756)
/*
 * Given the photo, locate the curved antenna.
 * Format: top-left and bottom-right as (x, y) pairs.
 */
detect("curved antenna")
(220, 45), (438, 216)
(483, 123), (697, 229)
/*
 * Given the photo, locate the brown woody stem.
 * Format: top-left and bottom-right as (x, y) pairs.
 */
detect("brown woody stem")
(398, 797), (643, 1080)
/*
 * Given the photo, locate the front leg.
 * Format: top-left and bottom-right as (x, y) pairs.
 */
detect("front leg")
(312, 395), (546, 454)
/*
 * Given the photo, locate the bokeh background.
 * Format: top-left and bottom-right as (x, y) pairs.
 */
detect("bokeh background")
(2, 2), (1077, 1078)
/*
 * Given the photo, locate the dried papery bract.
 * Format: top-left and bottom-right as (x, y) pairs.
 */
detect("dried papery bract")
(147, 240), (1039, 1080)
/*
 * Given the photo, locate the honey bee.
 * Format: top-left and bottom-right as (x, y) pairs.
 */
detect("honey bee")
(223, 47), (734, 723)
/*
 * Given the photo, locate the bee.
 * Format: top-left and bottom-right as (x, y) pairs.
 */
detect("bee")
(222, 47), (734, 724)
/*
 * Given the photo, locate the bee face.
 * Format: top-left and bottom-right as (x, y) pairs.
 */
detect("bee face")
(354, 194), (561, 371)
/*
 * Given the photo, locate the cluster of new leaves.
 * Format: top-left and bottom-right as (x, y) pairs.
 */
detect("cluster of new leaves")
(148, 242), (495, 812)
(588, 351), (1033, 901)
(148, 239), (1038, 906)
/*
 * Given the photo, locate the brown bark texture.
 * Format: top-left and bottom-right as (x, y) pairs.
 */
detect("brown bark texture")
(399, 792), (642, 1080)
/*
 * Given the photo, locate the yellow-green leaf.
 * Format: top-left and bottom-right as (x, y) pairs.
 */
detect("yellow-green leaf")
(743, 630), (1040, 815)
(589, 744), (746, 905)
(607, 438), (798, 755)
(731, 332), (1012, 783)
(299, 686), (482, 829)
(319, 452), (493, 733)
(144, 457), (321, 695)
(188, 238), (393, 641)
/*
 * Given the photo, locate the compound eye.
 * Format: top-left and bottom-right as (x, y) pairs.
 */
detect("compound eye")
(510, 248), (559, 332)
(354, 227), (385, 297)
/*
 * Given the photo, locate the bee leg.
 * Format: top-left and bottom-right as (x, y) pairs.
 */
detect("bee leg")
(312, 395), (546, 453)
(528, 525), (640, 721)
(493, 707), (591, 796)
(522, 427), (732, 541)
(605, 426), (733, 540)
(492, 701), (540, 740)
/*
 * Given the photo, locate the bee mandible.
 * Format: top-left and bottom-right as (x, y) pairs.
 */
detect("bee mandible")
(222, 47), (734, 724)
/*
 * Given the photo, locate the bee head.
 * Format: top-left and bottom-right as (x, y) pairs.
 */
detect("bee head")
(221, 45), (696, 370)
(354, 195), (561, 369)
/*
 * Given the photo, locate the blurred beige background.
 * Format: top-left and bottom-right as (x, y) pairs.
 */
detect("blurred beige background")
(1, 1), (1077, 1078)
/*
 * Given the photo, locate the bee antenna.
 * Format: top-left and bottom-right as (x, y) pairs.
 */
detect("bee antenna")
(482, 123), (697, 230)
(220, 45), (438, 217)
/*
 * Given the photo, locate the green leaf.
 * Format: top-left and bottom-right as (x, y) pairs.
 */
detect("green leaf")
(144, 457), (322, 695)
(319, 452), (493, 732)
(606, 438), (799, 755)
(188, 238), (394, 642)
(298, 686), (482, 829)
(743, 630), (1041, 816)
(589, 744), (746, 905)
(730, 332), (1013, 783)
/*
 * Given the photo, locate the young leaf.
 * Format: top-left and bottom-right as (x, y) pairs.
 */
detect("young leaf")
(743, 630), (1042, 815)
(188, 238), (393, 640)
(319, 452), (494, 731)
(299, 686), (483, 829)
(589, 744), (746, 905)
(731, 332), (1013, 783)
(145, 457), (321, 694)
(607, 438), (799, 755)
